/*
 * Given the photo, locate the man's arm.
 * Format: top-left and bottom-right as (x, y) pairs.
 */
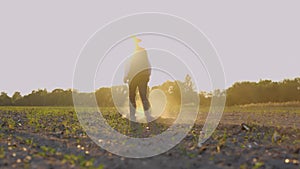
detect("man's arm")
(145, 51), (151, 76)
(123, 58), (130, 83)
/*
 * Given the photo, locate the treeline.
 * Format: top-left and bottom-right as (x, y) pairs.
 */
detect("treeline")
(0, 75), (197, 107)
(0, 77), (299, 106)
(226, 78), (300, 105)
(0, 89), (73, 106)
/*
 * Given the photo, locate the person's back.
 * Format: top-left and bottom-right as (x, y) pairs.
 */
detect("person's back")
(124, 37), (151, 83)
(127, 49), (151, 82)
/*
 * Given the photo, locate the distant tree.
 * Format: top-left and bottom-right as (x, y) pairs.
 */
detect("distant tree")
(110, 85), (128, 107)
(182, 74), (198, 105)
(12, 92), (22, 105)
(96, 87), (114, 107)
(0, 92), (12, 106)
(184, 74), (193, 91)
(48, 88), (72, 106)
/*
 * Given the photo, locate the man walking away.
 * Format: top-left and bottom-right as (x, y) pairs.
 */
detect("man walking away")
(123, 36), (153, 124)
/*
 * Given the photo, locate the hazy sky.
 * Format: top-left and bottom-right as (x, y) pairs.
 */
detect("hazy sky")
(1, 1), (299, 96)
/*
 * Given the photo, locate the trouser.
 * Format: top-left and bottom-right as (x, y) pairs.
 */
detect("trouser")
(128, 75), (150, 121)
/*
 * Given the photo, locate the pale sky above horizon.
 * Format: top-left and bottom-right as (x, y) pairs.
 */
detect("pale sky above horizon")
(0, 1), (299, 96)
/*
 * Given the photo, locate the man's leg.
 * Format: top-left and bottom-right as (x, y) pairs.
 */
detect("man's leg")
(138, 77), (159, 134)
(129, 80), (137, 122)
(138, 79), (152, 122)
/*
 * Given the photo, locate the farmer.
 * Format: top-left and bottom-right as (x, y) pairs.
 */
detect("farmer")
(123, 36), (153, 123)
